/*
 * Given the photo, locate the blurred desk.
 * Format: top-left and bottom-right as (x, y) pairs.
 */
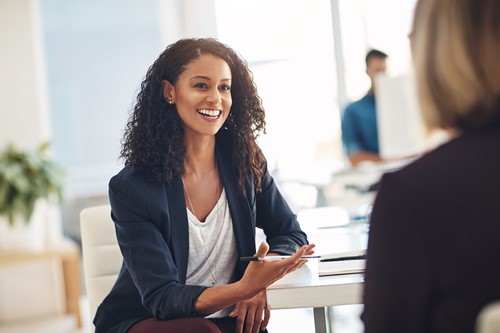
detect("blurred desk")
(303, 220), (369, 257)
(0, 239), (82, 328)
(267, 221), (369, 333)
(332, 157), (417, 191)
(267, 274), (364, 333)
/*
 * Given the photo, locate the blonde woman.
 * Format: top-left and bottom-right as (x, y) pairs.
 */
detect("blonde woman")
(362, 0), (500, 332)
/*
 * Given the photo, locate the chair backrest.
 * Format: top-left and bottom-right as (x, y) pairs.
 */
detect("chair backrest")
(476, 301), (500, 333)
(80, 204), (122, 329)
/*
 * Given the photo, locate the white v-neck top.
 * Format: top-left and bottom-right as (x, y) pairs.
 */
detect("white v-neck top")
(185, 188), (237, 318)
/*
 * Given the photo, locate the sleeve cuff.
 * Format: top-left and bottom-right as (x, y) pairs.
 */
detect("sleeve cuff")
(269, 244), (300, 256)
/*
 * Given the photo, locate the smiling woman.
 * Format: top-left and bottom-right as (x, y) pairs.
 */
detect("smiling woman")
(161, 54), (232, 140)
(95, 38), (315, 333)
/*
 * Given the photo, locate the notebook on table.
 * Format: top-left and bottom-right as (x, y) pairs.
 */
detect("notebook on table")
(319, 250), (366, 276)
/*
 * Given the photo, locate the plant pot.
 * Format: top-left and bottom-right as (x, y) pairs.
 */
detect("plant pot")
(0, 199), (61, 252)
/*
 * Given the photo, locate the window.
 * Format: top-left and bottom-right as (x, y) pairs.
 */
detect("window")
(215, 0), (344, 179)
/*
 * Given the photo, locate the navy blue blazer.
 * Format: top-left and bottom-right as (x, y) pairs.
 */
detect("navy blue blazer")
(94, 133), (309, 333)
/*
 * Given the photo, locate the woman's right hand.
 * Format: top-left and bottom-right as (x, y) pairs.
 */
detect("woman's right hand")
(239, 241), (316, 297)
(193, 241), (315, 316)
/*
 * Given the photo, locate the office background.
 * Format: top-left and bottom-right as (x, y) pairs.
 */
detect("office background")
(0, 0), (416, 332)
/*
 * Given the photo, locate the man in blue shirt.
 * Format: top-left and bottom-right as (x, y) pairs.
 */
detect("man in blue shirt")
(342, 49), (388, 166)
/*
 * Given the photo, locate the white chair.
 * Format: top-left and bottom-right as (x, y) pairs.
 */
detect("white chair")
(80, 204), (122, 330)
(477, 301), (500, 333)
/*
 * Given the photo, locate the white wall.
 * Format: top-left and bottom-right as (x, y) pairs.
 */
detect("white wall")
(0, 0), (50, 149)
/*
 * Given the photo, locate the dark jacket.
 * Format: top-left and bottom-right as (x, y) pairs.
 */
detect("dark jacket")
(94, 133), (308, 333)
(362, 115), (500, 333)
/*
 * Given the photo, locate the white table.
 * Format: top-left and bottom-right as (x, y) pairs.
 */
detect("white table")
(267, 273), (364, 333)
(266, 213), (368, 332)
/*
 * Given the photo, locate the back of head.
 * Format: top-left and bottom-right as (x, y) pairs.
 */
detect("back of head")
(411, 0), (500, 131)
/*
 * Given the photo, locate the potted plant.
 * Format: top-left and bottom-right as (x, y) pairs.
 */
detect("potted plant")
(0, 142), (64, 251)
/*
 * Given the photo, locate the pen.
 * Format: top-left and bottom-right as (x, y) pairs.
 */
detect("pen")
(239, 255), (321, 262)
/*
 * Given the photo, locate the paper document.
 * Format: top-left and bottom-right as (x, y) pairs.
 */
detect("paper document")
(318, 249), (366, 276)
(320, 249), (366, 261)
(319, 259), (365, 276)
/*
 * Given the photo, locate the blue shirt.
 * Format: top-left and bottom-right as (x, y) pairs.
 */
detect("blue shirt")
(341, 93), (379, 155)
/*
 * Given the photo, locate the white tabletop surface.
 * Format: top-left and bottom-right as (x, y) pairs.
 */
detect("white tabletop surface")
(267, 273), (364, 310)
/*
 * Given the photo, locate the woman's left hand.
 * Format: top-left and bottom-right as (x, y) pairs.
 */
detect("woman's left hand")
(229, 289), (269, 333)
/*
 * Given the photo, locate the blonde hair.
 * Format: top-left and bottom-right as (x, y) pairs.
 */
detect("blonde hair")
(411, 0), (500, 131)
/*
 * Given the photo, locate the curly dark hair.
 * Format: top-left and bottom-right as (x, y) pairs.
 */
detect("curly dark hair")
(120, 38), (266, 192)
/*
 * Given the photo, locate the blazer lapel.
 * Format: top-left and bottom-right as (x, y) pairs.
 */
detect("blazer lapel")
(216, 148), (256, 276)
(165, 139), (257, 282)
(165, 178), (189, 283)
